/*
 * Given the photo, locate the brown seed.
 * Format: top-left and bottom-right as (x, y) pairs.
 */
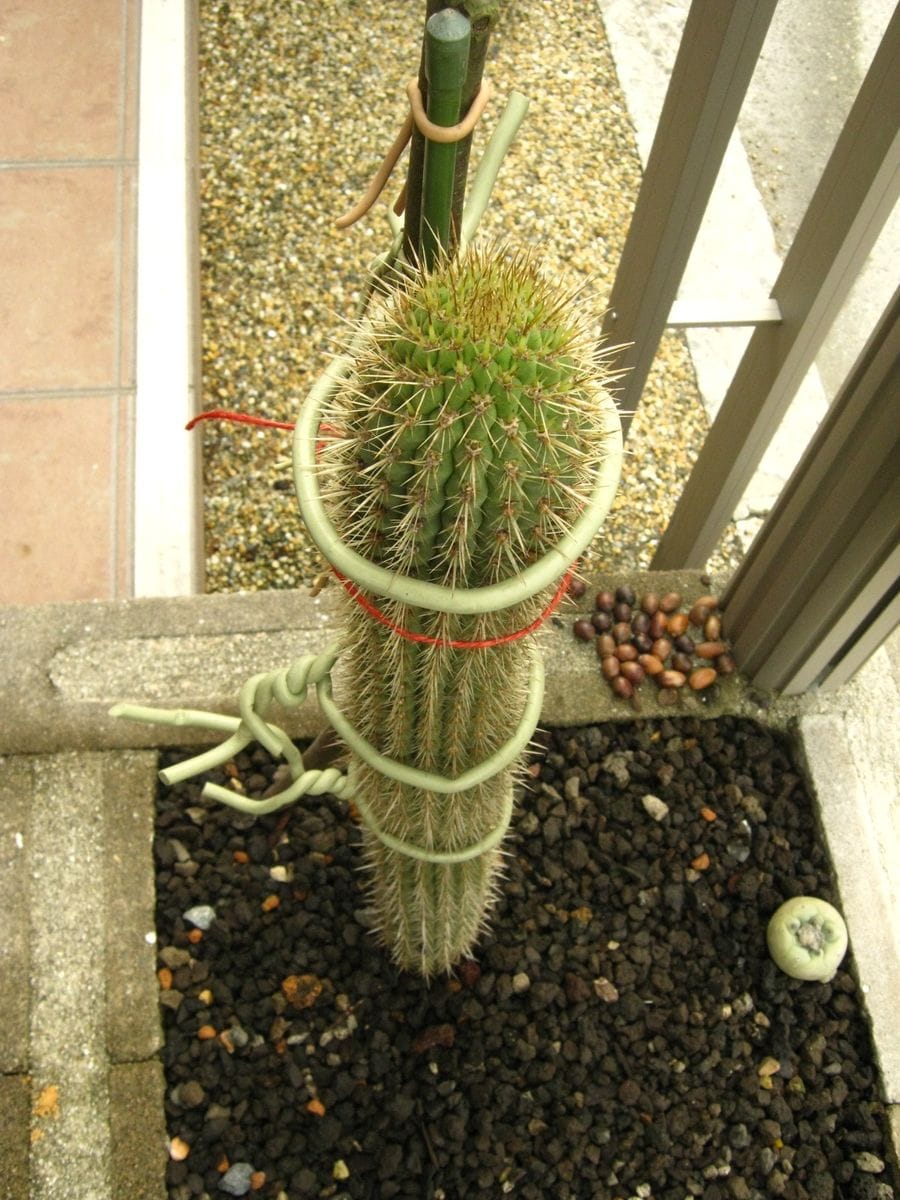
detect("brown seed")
(633, 632), (654, 654)
(573, 618), (595, 642)
(704, 613), (722, 640)
(631, 611), (651, 635)
(567, 577), (587, 600)
(638, 653), (664, 676)
(595, 590), (615, 613)
(640, 592), (659, 616)
(667, 612), (689, 637)
(613, 601), (632, 623)
(620, 660), (645, 685)
(591, 610), (613, 632)
(601, 655), (620, 680)
(612, 622), (633, 644)
(673, 634), (695, 655)
(696, 640), (728, 659)
(658, 669), (687, 689)
(615, 642), (638, 662)
(659, 591), (682, 614)
(651, 637), (672, 662)
(657, 687), (678, 707)
(647, 610), (669, 640)
(689, 595), (719, 626)
(611, 675), (634, 699)
(716, 653), (737, 675)
(596, 633), (616, 657)
(689, 667), (718, 691)
(671, 652), (693, 674)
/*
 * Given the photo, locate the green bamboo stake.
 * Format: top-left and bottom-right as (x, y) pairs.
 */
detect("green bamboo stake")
(419, 8), (471, 268)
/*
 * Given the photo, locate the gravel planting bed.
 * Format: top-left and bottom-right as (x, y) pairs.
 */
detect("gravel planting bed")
(155, 717), (896, 1200)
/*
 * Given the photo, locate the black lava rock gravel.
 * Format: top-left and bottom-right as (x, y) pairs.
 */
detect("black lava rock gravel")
(155, 717), (897, 1200)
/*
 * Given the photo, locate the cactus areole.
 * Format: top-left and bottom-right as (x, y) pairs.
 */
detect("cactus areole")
(295, 244), (622, 974)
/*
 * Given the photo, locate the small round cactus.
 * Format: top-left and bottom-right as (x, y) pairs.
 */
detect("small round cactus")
(318, 243), (621, 975)
(767, 896), (849, 982)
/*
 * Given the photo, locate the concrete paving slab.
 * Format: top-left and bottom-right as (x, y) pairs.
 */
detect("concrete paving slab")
(108, 1062), (167, 1200)
(798, 714), (900, 1103)
(0, 1075), (30, 1200)
(28, 753), (112, 1200)
(0, 756), (31, 1074)
(101, 751), (165, 1064)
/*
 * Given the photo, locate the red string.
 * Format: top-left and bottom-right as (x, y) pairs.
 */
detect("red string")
(186, 409), (296, 432)
(187, 407), (575, 648)
(186, 409), (297, 432)
(333, 566), (574, 649)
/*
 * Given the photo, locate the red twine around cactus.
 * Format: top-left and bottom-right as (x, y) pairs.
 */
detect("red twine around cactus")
(187, 408), (577, 648)
(333, 567), (575, 649)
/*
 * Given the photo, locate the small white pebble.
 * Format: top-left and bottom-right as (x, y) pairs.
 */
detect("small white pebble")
(183, 904), (217, 931)
(511, 972), (531, 993)
(641, 794), (669, 821)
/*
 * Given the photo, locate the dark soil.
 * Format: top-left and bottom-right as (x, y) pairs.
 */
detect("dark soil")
(155, 717), (897, 1200)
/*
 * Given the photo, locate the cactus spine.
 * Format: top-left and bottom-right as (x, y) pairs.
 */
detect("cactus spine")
(320, 243), (620, 976)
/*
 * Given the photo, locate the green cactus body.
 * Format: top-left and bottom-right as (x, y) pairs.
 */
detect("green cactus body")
(320, 245), (620, 975)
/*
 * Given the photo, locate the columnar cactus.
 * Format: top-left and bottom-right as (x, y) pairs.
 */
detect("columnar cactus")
(319, 243), (621, 975)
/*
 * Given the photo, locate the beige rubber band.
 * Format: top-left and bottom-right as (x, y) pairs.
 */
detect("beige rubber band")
(406, 77), (493, 143)
(335, 79), (493, 230)
(336, 111), (415, 229)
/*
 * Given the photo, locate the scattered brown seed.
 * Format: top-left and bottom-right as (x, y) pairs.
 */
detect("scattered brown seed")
(596, 633), (616, 657)
(667, 612), (689, 637)
(567, 577), (587, 600)
(689, 595), (719, 625)
(640, 592), (659, 615)
(612, 621), (633, 644)
(689, 667), (718, 691)
(611, 675), (634, 699)
(601, 655), (620, 680)
(615, 642), (638, 662)
(573, 618), (594, 642)
(704, 614), (722, 640)
(658, 591), (682, 613)
(650, 637), (672, 661)
(671, 652), (693, 674)
(595, 590), (615, 612)
(648, 610), (669, 639)
(716, 653), (737, 675)
(696, 640), (728, 659)
(658, 669), (687, 689)
(638, 653), (664, 676)
(620, 660), (644, 686)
